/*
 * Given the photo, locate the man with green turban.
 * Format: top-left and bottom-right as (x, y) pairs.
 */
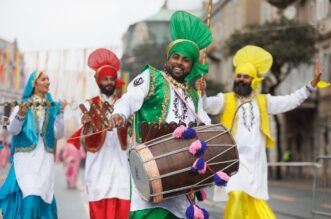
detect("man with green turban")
(109, 10), (212, 219)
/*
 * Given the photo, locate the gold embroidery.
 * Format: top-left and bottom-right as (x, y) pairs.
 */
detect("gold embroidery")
(147, 68), (156, 99)
(160, 80), (170, 123)
(14, 145), (37, 153)
(42, 109), (54, 153)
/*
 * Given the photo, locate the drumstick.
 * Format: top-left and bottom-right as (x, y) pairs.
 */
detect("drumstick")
(140, 121), (149, 143)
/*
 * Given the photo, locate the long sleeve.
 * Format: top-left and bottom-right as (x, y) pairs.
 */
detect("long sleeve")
(113, 69), (150, 118)
(202, 93), (224, 115)
(8, 106), (25, 136)
(54, 111), (64, 139)
(267, 83), (316, 115)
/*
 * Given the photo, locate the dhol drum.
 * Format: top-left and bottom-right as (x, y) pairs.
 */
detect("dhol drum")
(129, 123), (239, 203)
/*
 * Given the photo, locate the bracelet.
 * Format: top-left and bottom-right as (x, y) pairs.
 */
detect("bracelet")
(118, 113), (127, 122)
(15, 114), (25, 122)
(305, 85), (313, 93)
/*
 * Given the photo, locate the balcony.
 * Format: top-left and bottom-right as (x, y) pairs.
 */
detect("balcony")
(267, 0), (297, 9)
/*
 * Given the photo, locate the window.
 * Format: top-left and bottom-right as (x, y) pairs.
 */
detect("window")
(321, 52), (330, 81)
(260, 1), (272, 24)
(316, 0), (330, 21)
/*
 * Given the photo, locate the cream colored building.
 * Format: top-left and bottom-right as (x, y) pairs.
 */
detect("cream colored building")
(203, 0), (277, 91)
(0, 37), (24, 146)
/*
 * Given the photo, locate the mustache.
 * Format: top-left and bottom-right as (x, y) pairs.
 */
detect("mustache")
(235, 80), (250, 86)
(233, 80), (252, 96)
(99, 84), (115, 96)
(171, 64), (184, 71)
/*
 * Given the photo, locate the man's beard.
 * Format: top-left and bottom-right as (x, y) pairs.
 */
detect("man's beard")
(99, 84), (115, 96)
(233, 81), (253, 96)
(164, 64), (189, 83)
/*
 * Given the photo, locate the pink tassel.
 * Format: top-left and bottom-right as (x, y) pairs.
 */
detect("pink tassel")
(193, 205), (204, 219)
(199, 164), (207, 174)
(196, 189), (207, 202)
(173, 125), (186, 138)
(216, 171), (230, 182)
(192, 158), (207, 174)
(189, 140), (201, 155)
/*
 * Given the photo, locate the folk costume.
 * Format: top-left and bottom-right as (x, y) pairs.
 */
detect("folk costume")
(0, 142), (10, 176)
(203, 45), (316, 219)
(68, 48), (130, 219)
(0, 71), (64, 219)
(113, 11), (212, 219)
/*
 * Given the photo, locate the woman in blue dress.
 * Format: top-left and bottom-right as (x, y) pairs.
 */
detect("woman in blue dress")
(0, 71), (65, 219)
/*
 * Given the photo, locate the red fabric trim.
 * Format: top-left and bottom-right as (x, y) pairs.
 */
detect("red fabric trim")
(89, 198), (130, 219)
(85, 97), (106, 152)
(67, 127), (83, 149)
(115, 79), (125, 89)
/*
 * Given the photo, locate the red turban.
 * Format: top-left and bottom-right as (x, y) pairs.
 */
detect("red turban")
(87, 48), (124, 89)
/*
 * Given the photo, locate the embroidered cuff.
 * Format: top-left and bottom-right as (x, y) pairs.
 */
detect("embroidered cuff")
(305, 82), (317, 93)
(15, 114), (25, 122)
(118, 113), (127, 122)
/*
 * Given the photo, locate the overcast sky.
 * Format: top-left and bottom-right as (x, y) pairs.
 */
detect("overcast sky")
(0, 0), (213, 52)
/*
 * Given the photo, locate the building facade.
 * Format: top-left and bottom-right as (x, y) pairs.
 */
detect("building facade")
(0, 38), (24, 146)
(203, 0), (331, 178)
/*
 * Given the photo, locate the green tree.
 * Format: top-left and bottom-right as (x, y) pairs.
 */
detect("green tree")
(225, 17), (318, 179)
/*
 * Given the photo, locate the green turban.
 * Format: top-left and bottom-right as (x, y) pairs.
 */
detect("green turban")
(166, 11), (213, 81)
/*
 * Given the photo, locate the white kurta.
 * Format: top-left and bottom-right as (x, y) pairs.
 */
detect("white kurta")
(114, 69), (211, 218)
(83, 94), (131, 202)
(9, 98), (64, 204)
(203, 84), (314, 200)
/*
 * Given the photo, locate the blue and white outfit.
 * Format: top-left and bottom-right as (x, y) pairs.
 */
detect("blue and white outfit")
(0, 71), (64, 219)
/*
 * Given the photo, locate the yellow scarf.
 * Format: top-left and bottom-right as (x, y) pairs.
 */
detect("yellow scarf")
(220, 92), (275, 148)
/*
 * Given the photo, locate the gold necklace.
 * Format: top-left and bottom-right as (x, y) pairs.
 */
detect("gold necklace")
(164, 73), (188, 90)
(31, 96), (45, 118)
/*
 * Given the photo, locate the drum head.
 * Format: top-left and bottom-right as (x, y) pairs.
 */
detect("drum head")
(129, 149), (151, 201)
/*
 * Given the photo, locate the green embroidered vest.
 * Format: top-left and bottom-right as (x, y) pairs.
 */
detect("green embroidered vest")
(134, 65), (199, 143)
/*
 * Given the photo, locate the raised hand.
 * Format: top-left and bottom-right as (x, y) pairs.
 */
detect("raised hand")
(59, 99), (67, 110)
(311, 60), (323, 88)
(195, 78), (207, 94)
(18, 102), (29, 117)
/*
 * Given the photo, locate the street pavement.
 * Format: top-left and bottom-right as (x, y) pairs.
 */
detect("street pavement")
(1, 164), (330, 219)
(54, 164), (89, 219)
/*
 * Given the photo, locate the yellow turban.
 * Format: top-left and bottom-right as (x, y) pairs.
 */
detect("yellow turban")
(233, 45), (273, 90)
